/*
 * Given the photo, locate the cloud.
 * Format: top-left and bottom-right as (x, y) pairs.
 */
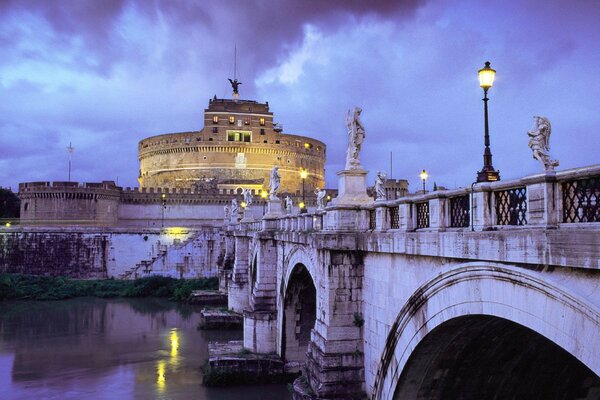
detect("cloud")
(0, 0), (599, 194)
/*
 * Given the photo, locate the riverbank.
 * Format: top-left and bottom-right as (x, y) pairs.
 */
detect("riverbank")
(0, 273), (218, 301)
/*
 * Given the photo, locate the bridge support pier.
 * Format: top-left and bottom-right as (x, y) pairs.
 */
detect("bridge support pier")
(228, 234), (250, 312)
(218, 231), (236, 294)
(244, 310), (278, 353)
(244, 237), (279, 354)
(302, 250), (365, 399)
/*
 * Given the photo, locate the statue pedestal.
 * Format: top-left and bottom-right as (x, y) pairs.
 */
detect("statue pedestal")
(241, 208), (254, 222)
(263, 198), (283, 218)
(323, 169), (371, 231)
(330, 169), (372, 206)
(262, 198), (284, 230)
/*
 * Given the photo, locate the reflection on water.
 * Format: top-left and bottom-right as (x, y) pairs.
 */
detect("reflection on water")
(0, 298), (291, 400)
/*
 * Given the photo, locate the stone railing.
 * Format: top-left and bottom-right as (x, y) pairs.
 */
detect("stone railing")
(237, 211), (326, 233)
(365, 164), (600, 232)
(229, 165), (600, 235)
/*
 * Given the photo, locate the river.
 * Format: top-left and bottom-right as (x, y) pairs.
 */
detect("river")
(0, 298), (292, 400)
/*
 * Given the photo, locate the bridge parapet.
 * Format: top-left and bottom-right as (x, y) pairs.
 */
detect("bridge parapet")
(366, 164), (600, 233)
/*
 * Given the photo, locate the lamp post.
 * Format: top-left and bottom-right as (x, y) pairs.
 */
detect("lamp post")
(161, 193), (166, 227)
(420, 169), (428, 193)
(300, 169), (308, 213)
(476, 61), (500, 182)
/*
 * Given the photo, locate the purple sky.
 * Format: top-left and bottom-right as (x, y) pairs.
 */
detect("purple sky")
(1, 0), (599, 192)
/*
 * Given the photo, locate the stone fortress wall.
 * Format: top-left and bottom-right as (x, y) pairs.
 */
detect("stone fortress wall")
(19, 181), (121, 225)
(18, 181), (328, 227)
(138, 97), (326, 195)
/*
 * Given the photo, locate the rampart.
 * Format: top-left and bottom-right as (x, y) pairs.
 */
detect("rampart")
(19, 181), (121, 225)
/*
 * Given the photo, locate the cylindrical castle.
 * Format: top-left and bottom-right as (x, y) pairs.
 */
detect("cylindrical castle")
(138, 97), (326, 196)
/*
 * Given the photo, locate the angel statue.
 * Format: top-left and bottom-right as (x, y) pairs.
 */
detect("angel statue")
(375, 171), (387, 201)
(285, 196), (293, 214)
(243, 188), (253, 207)
(228, 78), (242, 95)
(315, 188), (327, 210)
(269, 166), (281, 200)
(345, 107), (366, 170)
(527, 116), (559, 171)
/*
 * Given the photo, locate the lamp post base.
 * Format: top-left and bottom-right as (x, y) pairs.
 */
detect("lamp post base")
(476, 168), (500, 183)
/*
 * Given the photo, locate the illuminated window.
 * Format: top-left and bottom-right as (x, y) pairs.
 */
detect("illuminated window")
(227, 130), (251, 142)
(212, 116), (218, 124)
(260, 117), (265, 126)
(229, 116), (234, 124)
(304, 142), (312, 149)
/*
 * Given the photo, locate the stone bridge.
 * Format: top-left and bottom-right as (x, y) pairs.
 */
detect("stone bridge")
(220, 165), (600, 399)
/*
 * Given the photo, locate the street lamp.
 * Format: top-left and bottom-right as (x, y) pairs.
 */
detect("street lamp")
(476, 61), (500, 182)
(161, 193), (167, 227)
(300, 169), (308, 213)
(420, 169), (428, 193)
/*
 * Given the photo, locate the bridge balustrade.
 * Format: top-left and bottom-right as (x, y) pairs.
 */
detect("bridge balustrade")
(365, 165), (600, 232)
(227, 165), (600, 234)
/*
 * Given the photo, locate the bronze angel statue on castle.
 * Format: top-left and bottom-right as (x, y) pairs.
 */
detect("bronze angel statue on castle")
(527, 116), (559, 171)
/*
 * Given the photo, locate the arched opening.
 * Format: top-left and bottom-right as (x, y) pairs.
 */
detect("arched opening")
(250, 254), (257, 294)
(282, 263), (316, 372)
(394, 315), (600, 399)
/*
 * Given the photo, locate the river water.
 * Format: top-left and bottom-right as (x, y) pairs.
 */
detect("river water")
(0, 298), (292, 400)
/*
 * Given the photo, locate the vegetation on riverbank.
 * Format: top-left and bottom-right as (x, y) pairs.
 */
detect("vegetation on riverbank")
(0, 274), (218, 301)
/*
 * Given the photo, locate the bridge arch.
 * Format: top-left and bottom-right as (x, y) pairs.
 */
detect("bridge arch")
(372, 263), (600, 400)
(279, 245), (318, 371)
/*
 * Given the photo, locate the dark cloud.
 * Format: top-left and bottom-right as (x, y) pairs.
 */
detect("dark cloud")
(0, 0), (599, 192)
(0, 0), (425, 79)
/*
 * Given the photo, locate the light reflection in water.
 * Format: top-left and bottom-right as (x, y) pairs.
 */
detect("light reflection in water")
(170, 328), (179, 359)
(156, 328), (180, 392)
(156, 360), (166, 392)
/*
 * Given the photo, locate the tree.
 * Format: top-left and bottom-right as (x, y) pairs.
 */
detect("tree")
(0, 188), (20, 218)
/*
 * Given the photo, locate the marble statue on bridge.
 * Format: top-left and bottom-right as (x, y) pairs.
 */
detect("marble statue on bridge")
(269, 166), (281, 200)
(243, 189), (253, 207)
(315, 188), (326, 210)
(375, 171), (387, 201)
(231, 198), (239, 218)
(285, 196), (293, 214)
(345, 107), (365, 170)
(528, 116), (559, 171)
(223, 205), (230, 220)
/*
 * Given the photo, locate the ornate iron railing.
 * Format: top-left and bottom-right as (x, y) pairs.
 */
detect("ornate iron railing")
(495, 187), (527, 225)
(416, 202), (429, 229)
(562, 177), (600, 223)
(450, 195), (470, 228)
(389, 206), (399, 229)
(369, 209), (376, 230)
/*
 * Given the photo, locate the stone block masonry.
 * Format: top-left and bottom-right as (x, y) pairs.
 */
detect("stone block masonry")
(0, 226), (222, 279)
(0, 230), (108, 278)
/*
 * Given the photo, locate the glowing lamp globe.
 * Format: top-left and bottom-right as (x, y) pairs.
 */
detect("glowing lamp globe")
(478, 61), (496, 90)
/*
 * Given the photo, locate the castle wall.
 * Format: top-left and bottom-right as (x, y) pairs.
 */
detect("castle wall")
(137, 98), (326, 194)
(19, 181), (120, 225)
